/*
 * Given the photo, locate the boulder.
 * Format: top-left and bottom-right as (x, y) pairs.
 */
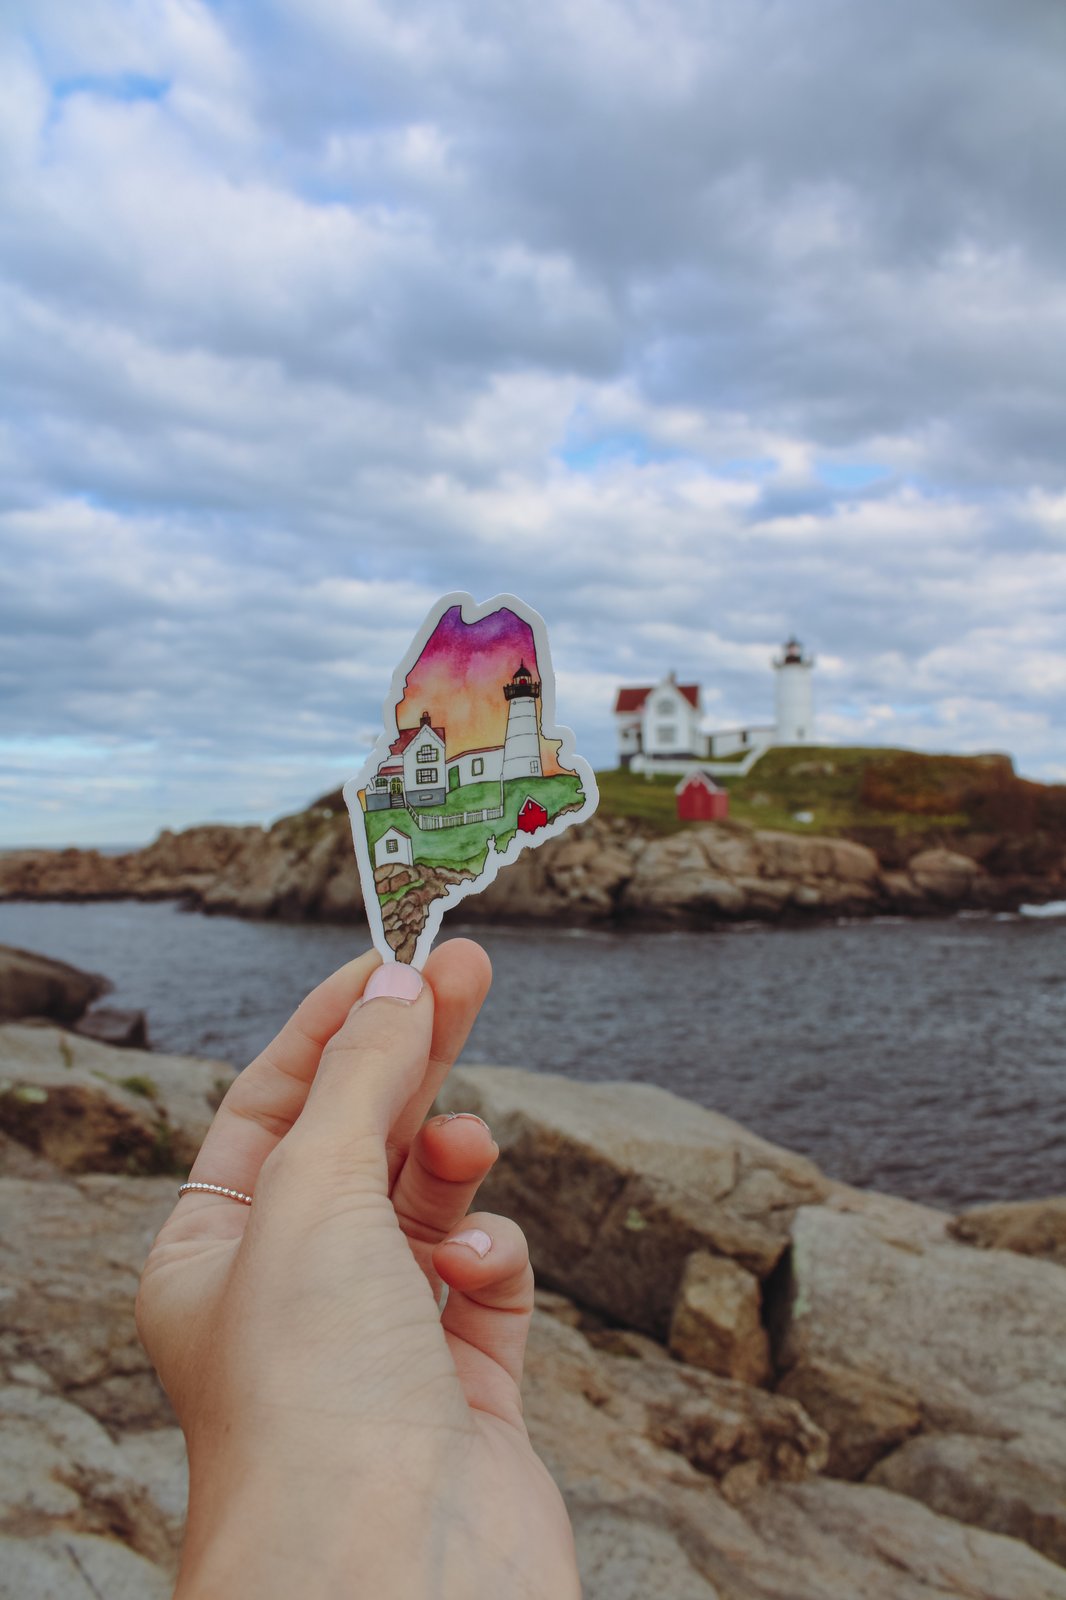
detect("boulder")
(74, 1007), (149, 1049)
(0, 1382), (185, 1569)
(527, 1308), (1066, 1600)
(435, 1064), (830, 1337)
(0, 1531), (173, 1600)
(0, 1024), (233, 1175)
(668, 1250), (772, 1385)
(775, 1203), (1066, 1564)
(0, 1170), (184, 1594)
(949, 1196), (1066, 1267)
(620, 827), (882, 923)
(525, 1309), (827, 1497)
(906, 847), (983, 902)
(0, 945), (108, 1025)
(870, 1433), (1066, 1569)
(0, 1172), (178, 1430)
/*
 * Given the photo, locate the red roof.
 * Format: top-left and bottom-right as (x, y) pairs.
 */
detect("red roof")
(675, 771), (721, 794)
(390, 723), (445, 755)
(614, 683), (700, 714)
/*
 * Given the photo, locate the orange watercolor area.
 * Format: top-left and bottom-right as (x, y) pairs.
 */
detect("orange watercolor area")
(395, 604), (567, 777)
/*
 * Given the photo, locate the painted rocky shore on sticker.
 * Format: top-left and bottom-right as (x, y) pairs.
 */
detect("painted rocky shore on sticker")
(3, 946), (1066, 1598)
(3, 784), (1065, 929)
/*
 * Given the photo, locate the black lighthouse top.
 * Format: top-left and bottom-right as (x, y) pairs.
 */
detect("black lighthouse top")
(504, 661), (541, 700)
(775, 636), (811, 667)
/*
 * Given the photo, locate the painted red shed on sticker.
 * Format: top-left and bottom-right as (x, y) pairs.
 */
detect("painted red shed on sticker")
(517, 795), (549, 833)
(676, 771), (729, 823)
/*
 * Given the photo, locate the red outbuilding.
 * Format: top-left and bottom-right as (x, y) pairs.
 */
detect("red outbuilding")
(517, 795), (549, 833)
(676, 771), (729, 822)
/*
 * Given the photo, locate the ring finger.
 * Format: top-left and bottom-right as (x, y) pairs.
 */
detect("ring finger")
(391, 1112), (499, 1270)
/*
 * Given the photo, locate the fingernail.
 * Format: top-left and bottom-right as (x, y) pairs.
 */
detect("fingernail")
(362, 964), (424, 1005)
(444, 1228), (493, 1258)
(438, 1112), (492, 1134)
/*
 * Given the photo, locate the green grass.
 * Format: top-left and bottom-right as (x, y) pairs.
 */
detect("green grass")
(118, 1074), (159, 1101)
(595, 747), (1057, 841)
(361, 773), (587, 878)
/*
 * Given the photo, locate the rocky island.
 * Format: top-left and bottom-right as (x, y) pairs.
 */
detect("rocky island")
(1, 945), (1065, 1597)
(3, 748), (1065, 930)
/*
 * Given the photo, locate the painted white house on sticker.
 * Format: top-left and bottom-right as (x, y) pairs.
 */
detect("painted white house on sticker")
(374, 827), (414, 868)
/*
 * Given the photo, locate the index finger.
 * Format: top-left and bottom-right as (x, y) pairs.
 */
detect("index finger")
(181, 938), (491, 1208)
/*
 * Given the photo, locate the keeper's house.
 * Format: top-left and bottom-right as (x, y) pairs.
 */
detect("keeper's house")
(366, 711), (448, 810)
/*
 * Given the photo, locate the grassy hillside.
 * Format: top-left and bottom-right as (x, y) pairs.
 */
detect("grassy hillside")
(596, 747), (1066, 842)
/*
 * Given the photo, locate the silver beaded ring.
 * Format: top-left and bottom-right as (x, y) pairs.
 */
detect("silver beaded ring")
(178, 1180), (254, 1206)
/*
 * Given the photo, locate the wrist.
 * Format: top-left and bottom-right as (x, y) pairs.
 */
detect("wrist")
(176, 1423), (459, 1600)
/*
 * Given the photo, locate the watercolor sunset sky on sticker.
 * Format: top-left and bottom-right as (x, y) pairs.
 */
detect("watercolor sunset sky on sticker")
(395, 603), (565, 773)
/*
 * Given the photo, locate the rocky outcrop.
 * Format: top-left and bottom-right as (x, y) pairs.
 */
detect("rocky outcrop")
(949, 1196), (1066, 1267)
(435, 1064), (830, 1343)
(0, 944), (108, 1025)
(527, 1301), (1066, 1600)
(4, 795), (1060, 928)
(620, 827), (885, 920)
(0, 1024), (234, 1176)
(775, 1203), (1066, 1565)
(5, 1035), (1066, 1594)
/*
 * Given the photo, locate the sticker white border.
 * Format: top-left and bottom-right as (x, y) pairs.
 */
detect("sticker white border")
(344, 591), (599, 969)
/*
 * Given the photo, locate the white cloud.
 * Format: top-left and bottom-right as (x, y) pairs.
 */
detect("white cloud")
(2, 0), (1065, 844)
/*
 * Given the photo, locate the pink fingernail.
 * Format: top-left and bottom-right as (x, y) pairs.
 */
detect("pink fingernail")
(445, 1228), (493, 1258)
(439, 1112), (492, 1134)
(362, 964), (424, 1004)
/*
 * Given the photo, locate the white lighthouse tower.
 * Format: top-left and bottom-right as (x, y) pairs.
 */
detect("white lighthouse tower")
(502, 662), (543, 780)
(773, 637), (815, 744)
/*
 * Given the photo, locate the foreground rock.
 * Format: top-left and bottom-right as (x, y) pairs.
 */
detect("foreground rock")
(436, 1064), (829, 1356)
(776, 1203), (1066, 1565)
(6, 1153), (1065, 1600)
(525, 1304), (1066, 1600)
(4, 1040), (1066, 1596)
(0, 1167), (183, 1598)
(0, 1023), (234, 1175)
(0, 944), (108, 1025)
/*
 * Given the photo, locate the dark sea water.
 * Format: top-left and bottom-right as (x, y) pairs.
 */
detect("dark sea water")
(2, 900), (1064, 1212)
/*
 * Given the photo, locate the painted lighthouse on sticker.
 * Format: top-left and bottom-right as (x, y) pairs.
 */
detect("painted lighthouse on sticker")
(502, 662), (543, 780)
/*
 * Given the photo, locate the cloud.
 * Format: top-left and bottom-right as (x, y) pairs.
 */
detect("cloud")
(1, 0), (1064, 843)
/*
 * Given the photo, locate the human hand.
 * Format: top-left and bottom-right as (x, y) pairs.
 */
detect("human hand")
(136, 940), (580, 1599)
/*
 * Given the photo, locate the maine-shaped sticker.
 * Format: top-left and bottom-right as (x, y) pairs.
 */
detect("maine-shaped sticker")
(345, 592), (599, 966)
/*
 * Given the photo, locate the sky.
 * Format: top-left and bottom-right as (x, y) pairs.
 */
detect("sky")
(2, 0), (1065, 845)
(395, 604), (562, 774)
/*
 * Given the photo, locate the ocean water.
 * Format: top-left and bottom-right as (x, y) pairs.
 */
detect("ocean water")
(1, 899), (1064, 1212)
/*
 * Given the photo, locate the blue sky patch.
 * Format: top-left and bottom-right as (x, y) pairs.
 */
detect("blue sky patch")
(53, 72), (170, 104)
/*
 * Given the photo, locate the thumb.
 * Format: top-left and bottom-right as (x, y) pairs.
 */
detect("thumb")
(265, 963), (433, 1202)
